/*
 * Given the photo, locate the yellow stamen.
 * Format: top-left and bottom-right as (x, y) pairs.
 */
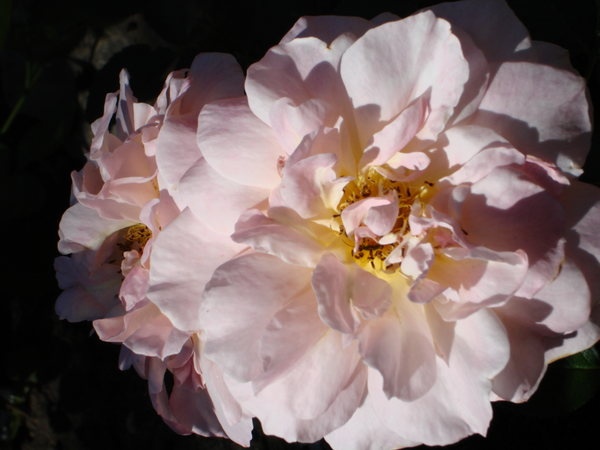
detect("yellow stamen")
(333, 168), (433, 270)
(123, 223), (152, 251)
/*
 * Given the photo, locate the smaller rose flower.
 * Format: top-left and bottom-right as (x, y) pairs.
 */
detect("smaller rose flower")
(55, 53), (254, 445)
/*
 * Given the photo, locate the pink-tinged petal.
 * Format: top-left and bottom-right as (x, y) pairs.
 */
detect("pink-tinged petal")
(256, 286), (327, 388)
(379, 151), (430, 182)
(113, 69), (138, 138)
(156, 53), (245, 190)
(101, 136), (156, 179)
(279, 15), (372, 45)
(166, 379), (226, 437)
(93, 301), (189, 358)
(427, 247), (528, 316)
(113, 70), (158, 139)
(363, 193), (399, 236)
(491, 304), (548, 402)
(138, 190), (180, 238)
(474, 61), (591, 175)
(400, 241), (434, 280)
(351, 266), (393, 319)
(312, 255), (351, 334)
(424, 304), (456, 363)
(239, 333), (367, 443)
(119, 264), (149, 310)
(544, 318), (600, 366)
(371, 308), (509, 445)
(524, 155), (570, 192)
(120, 250), (141, 279)
(147, 208), (245, 332)
(75, 159), (103, 196)
(491, 279), (591, 403)
(155, 115), (201, 192)
(313, 253), (391, 335)
(341, 11), (469, 143)
(358, 304), (436, 401)
(439, 24), (489, 126)
(73, 141), (158, 222)
(54, 253), (122, 322)
(539, 181), (600, 357)
(530, 262), (590, 334)
(233, 208), (328, 267)
(199, 254), (313, 381)
(455, 166), (566, 298)
(442, 144), (525, 186)
(404, 278), (444, 305)
(277, 152), (339, 218)
(198, 97), (283, 189)
(246, 34), (356, 132)
(57, 203), (132, 254)
(341, 195), (395, 236)
(269, 130), (350, 214)
(430, 0), (531, 61)
(145, 354), (229, 439)
(469, 165), (543, 209)
(325, 398), (416, 450)
(360, 95), (429, 168)
(493, 258), (596, 401)
(268, 97), (329, 151)
(154, 69), (187, 115)
(88, 180), (155, 221)
(174, 158), (267, 234)
(178, 53), (245, 115)
(437, 125), (508, 173)
(89, 92), (119, 157)
(564, 181), (600, 264)
(197, 354), (253, 446)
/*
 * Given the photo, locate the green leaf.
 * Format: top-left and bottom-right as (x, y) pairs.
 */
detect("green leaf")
(563, 346), (600, 370)
(519, 347), (600, 417)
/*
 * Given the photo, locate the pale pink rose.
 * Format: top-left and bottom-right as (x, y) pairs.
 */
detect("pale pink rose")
(55, 53), (253, 444)
(194, 1), (600, 448)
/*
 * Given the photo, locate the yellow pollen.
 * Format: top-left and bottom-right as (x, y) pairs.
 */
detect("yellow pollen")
(334, 168), (433, 270)
(122, 223), (152, 252)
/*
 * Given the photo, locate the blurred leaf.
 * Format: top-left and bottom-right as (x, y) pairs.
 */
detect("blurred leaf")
(564, 346), (600, 369)
(517, 354), (600, 417)
(0, 0), (11, 49)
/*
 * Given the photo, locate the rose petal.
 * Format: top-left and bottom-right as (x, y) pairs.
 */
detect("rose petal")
(198, 97), (283, 189)
(199, 253), (313, 381)
(341, 11), (469, 142)
(148, 208), (245, 331)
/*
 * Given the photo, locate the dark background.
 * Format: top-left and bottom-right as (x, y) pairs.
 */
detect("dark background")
(1, 0), (600, 449)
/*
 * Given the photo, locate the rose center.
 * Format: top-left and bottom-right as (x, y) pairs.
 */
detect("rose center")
(334, 169), (432, 270)
(120, 223), (152, 252)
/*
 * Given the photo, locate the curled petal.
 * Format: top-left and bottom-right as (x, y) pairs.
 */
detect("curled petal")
(341, 11), (469, 142)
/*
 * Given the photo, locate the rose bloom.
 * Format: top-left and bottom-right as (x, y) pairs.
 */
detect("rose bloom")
(54, 54), (254, 444)
(191, 0), (600, 448)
